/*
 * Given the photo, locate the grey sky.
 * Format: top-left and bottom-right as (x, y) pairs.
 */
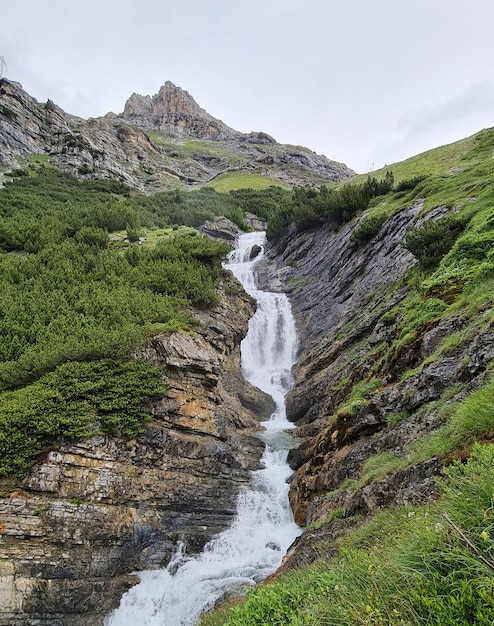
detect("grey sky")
(1, 0), (494, 173)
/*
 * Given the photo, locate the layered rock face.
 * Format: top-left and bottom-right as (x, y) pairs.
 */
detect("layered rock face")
(0, 78), (354, 191)
(0, 274), (271, 626)
(120, 81), (239, 141)
(0, 79), (72, 169)
(260, 203), (494, 567)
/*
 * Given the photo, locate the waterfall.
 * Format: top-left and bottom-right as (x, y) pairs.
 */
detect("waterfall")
(105, 231), (302, 626)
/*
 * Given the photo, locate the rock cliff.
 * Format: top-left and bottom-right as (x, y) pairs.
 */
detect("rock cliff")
(120, 81), (238, 141)
(259, 201), (494, 568)
(0, 273), (272, 626)
(0, 78), (354, 191)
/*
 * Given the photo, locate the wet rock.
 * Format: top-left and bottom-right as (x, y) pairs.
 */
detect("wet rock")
(0, 274), (269, 626)
(249, 244), (262, 260)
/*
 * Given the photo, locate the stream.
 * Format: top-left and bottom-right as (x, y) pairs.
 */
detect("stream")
(105, 231), (302, 626)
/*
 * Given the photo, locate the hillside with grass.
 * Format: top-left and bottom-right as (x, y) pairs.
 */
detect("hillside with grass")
(201, 128), (494, 626)
(1, 98), (494, 624)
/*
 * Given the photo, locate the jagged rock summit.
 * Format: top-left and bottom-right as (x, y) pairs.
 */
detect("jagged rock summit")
(120, 81), (238, 141)
(0, 77), (355, 191)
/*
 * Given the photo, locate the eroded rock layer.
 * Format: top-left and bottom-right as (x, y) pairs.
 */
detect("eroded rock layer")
(260, 204), (494, 569)
(0, 274), (271, 626)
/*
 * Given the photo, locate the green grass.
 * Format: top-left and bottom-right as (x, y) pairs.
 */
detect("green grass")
(336, 378), (382, 417)
(108, 225), (198, 250)
(207, 171), (285, 192)
(184, 140), (245, 161)
(145, 132), (247, 167)
(358, 450), (404, 486)
(201, 444), (494, 626)
(352, 132), (479, 185)
(28, 153), (51, 167)
(145, 131), (183, 149)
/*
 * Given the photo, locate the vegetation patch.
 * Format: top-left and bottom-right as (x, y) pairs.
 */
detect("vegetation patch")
(404, 213), (471, 270)
(265, 172), (394, 240)
(350, 212), (387, 246)
(0, 166), (239, 479)
(207, 171), (284, 192)
(201, 444), (494, 626)
(0, 359), (165, 478)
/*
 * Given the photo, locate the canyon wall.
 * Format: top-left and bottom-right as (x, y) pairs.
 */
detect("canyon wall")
(0, 273), (271, 626)
(260, 204), (494, 567)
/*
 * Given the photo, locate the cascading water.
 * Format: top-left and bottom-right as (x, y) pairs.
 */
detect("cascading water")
(105, 231), (302, 626)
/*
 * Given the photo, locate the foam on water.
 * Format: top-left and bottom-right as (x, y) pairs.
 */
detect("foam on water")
(105, 231), (302, 626)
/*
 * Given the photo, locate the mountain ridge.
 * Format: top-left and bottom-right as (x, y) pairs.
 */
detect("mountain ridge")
(0, 78), (355, 191)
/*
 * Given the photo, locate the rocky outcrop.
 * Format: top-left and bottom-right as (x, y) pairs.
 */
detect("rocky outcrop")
(0, 78), (355, 192)
(199, 216), (244, 242)
(260, 200), (494, 567)
(120, 81), (238, 142)
(0, 273), (271, 626)
(0, 79), (72, 169)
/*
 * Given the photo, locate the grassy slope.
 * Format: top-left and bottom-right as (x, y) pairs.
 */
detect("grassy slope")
(207, 171), (285, 192)
(201, 128), (494, 626)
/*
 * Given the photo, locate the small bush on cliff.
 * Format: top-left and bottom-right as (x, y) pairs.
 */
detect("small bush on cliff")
(395, 175), (427, 192)
(350, 213), (387, 246)
(404, 214), (470, 270)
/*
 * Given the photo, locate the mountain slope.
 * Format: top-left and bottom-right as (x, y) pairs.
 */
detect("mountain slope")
(203, 128), (494, 625)
(0, 78), (354, 191)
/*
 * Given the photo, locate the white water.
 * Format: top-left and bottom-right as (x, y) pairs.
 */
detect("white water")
(105, 231), (302, 626)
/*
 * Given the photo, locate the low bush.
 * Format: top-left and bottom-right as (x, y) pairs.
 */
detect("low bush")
(404, 214), (470, 270)
(0, 359), (166, 477)
(350, 213), (387, 246)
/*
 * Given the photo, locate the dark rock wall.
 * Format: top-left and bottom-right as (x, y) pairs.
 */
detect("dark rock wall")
(260, 203), (494, 570)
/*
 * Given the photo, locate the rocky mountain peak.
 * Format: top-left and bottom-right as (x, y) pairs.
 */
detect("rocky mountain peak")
(119, 80), (238, 141)
(0, 77), (356, 190)
(156, 81), (200, 115)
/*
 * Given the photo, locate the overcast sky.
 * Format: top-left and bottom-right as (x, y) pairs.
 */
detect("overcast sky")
(1, 0), (494, 173)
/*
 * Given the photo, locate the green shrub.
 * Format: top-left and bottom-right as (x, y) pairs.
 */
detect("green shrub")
(404, 214), (469, 270)
(0, 359), (166, 478)
(75, 226), (109, 248)
(395, 176), (427, 192)
(350, 213), (387, 246)
(265, 174), (395, 241)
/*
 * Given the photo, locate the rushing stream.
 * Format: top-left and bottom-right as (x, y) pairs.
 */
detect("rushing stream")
(105, 231), (302, 626)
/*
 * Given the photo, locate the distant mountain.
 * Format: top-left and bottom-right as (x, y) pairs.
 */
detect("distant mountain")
(0, 78), (355, 191)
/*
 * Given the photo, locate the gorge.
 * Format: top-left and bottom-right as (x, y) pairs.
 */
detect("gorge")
(106, 231), (302, 625)
(1, 77), (494, 625)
